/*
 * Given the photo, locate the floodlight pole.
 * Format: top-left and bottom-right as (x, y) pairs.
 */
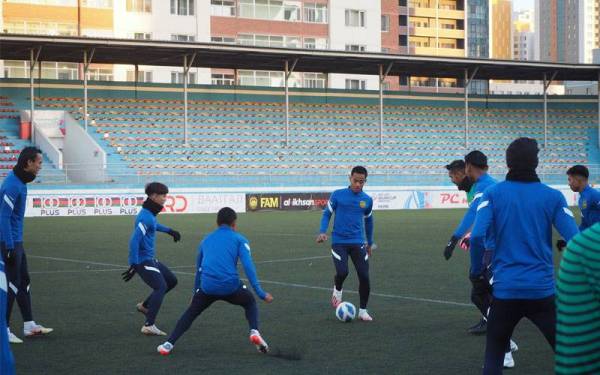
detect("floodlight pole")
(542, 71), (558, 148)
(29, 47), (41, 144)
(83, 48), (95, 131)
(464, 67), (478, 148)
(284, 58), (298, 146)
(379, 62), (393, 146)
(183, 52), (196, 145)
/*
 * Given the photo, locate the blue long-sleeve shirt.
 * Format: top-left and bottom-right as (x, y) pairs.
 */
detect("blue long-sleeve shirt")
(578, 185), (600, 231)
(471, 181), (579, 299)
(0, 171), (27, 250)
(194, 225), (267, 300)
(319, 188), (374, 245)
(453, 173), (497, 251)
(128, 208), (171, 265)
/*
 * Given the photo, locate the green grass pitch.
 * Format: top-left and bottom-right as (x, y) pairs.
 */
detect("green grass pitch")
(11, 209), (568, 374)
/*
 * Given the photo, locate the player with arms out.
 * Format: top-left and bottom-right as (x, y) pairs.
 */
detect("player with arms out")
(157, 207), (273, 355)
(317, 166), (374, 321)
(122, 182), (181, 336)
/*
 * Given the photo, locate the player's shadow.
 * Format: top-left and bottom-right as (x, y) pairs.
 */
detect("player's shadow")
(268, 347), (303, 361)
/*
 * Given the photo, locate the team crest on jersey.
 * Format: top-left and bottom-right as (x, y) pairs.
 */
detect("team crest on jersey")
(582, 200), (588, 209)
(359, 200), (366, 208)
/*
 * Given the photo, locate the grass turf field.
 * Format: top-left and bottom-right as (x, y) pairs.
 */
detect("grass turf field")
(11, 209), (569, 374)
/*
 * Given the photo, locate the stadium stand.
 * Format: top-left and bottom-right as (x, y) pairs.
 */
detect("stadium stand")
(0, 81), (598, 186)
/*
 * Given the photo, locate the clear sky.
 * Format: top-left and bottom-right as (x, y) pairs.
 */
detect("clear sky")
(513, 0), (534, 12)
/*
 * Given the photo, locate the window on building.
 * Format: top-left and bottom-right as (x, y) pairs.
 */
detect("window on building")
(345, 79), (366, 90)
(238, 70), (286, 87)
(381, 15), (390, 32)
(345, 9), (366, 27)
(211, 73), (235, 85)
(303, 37), (327, 49)
(133, 32), (152, 40)
(127, 70), (153, 83)
(303, 72), (326, 88)
(210, 0), (236, 16)
(211, 36), (236, 44)
(345, 44), (366, 52)
(171, 72), (197, 84)
(170, 0), (194, 15)
(171, 34), (195, 42)
(87, 67), (113, 81)
(304, 3), (327, 23)
(126, 0), (152, 12)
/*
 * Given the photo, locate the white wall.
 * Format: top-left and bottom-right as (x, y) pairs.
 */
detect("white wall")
(64, 113), (107, 183)
(328, 0), (381, 90)
(490, 82), (565, 95)
(112, 0), (211, 84)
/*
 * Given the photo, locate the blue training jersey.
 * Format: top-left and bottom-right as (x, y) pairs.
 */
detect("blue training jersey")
(0, 260), (16, 375)
(128, 208), (172, 265)
(194, 225), (266, 299)
(319, 187), (374, 245)
(453, 173), (497, 250)
(471, 181), (579, 299)
(578, 185), (600, 231)
(0, 171), (27, 249)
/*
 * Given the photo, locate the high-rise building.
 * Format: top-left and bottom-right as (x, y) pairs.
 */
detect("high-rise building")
(490, 0), (512, 60)
(513, 9), (535, 61)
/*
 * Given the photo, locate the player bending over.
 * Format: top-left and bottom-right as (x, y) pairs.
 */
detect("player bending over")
(157, 207), (273, 355)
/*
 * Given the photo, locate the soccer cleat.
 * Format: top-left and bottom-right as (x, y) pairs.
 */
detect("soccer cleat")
(331, 287), (342, 308)
(141, 325), (166, 336)
(23, 322), (53, 337)
(467, 317), (487, 335)
(503, 351), (515, 368)
(157, 342), (174, 356)
(358, 309), (373, 322)
(136, 302), (149, 315)
(249, 329), (269, 353)
(510, 339), (518, 353)
(7, 329), (23, 344)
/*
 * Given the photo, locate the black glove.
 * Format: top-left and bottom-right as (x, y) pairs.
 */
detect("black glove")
(167, 229), (181, 242)
(121, 266), (136, 282)
(470, 274), (491, 295)
(444, 236), (460, 260)
(556, 239), (567, 252)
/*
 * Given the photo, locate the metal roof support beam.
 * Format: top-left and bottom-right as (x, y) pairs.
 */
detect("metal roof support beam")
(29, 47), (41, 144)
(83, 48), (95, 131)
(542, 71), (558, 148)
(284, 58), (298, 147)
(379, 62), (393, 146)
(183, 52), (196, 145)
(464, 67), (478, 148)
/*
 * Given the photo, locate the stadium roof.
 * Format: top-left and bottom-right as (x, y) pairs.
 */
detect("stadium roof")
(1, 34), (599, 81)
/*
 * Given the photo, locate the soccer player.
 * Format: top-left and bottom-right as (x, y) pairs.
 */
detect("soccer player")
(157, 207), (273, 355)
(555, 223), (600, 374)
(443, 151), (496, 335)
(0, 147), (52, 344)
(566, 165), (600, 231)
(0, 259), (16, 375)
(122, 182), (181, 336)
(470, 138), (579, 374)
(445, 159), (474, 201)
(317, 166), (374, 321)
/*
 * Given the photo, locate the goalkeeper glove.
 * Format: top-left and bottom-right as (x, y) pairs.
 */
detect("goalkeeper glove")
(121, 266), (136, 282)
(167, 229), (181, 242)
(444, 236), (460, 260)
(556, 239), (567, 252)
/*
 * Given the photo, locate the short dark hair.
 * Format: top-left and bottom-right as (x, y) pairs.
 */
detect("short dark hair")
(16, 147), (42, 169)
(145, 182), (169, 195)
(217, 207), (237, 226)
(464, 150), (488, 169)
(567, 165), (589, 179)
(445, 159), (465, 171)
(351, 166), (368, 177)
